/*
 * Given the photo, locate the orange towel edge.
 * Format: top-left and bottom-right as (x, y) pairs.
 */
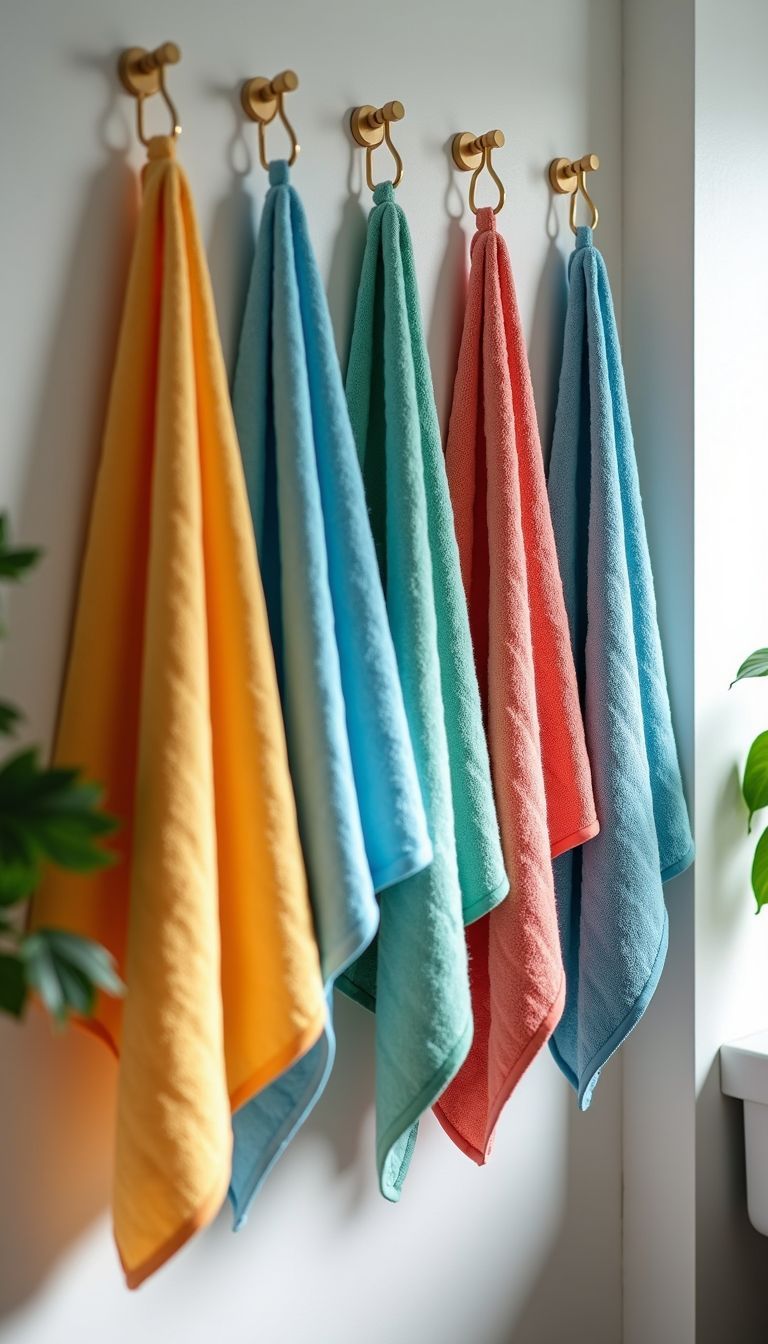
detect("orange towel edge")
(550, 817), (600, 861)
(433, 972), (566, 1165)
(228, 1004), (327, 1113)
(119, 1162), (231, 1290)
(120, 1009), (327, 1289)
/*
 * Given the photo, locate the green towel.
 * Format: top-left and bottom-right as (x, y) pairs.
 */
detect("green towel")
(338, 181), (508, 1200)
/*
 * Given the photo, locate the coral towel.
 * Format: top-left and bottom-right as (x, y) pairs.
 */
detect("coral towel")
(340, 182), (508, 1199)
(547, 226), (694, 1108)
(30, 136), (325, 1286)
(229, 161), (431, 1224)
(437, 207), (598, 1163)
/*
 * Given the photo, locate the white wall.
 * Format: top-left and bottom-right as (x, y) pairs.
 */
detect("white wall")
(0, 2), (624, 1341)
(621, 3), (697, 1342)
(694, 1), (768, 1338)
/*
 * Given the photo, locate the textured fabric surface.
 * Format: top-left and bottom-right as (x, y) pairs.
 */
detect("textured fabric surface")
(547, 226), (694, 1108)
(436, 209), (598, 1163)
(230, 161), (431, 1223)
(339, 182), (508, 1199)
(30, 137), (326, 1286)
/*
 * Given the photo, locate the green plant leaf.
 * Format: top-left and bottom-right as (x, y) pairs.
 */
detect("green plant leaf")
(36, 929), (123, 998)
(732, 648), (768, 687)
(0, 702), (21, 735)
(0, 953), (28, 1017)
(743, 731), (768, 831)
(0, 855), (41, 906)
(0, 748), (118, 881)
(0, 517), (42, 582)
(21, 929), (122, 1022)
(752, 827), (768, 913)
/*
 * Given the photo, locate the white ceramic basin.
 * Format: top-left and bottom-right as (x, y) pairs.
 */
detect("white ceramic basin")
(721, 1029), (768, 1235)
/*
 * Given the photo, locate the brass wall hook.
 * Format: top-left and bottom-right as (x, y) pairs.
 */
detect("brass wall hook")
(241, 70), (300, 169)
(118, 43), (182, 146)
(350, 101), (405, 192)
(452, 129), (506, 215)
(549, 153), (600, 232)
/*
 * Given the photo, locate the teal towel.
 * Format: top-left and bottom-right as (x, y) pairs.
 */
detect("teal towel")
(547, 226), (694, 1108)
(339, 181), (508, 1199)
(229, 162), (432, 1224)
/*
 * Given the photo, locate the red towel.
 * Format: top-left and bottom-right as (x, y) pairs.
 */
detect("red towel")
(435, 208), (599, 1163)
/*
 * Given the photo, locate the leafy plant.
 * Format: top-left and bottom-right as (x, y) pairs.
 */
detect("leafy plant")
(0, 514), (122, 1021)
(733, 648), (768, 912)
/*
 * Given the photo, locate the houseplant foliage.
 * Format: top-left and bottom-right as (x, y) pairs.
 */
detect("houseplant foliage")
(733, 647), (768, 912)
(0, 514), (122, 1021)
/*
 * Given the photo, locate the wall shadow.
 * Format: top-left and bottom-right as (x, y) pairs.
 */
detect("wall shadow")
(529, 230), (568, 473)
(1, 50), (137, 745)
(426, 140), (468, 439)
(326, 137), (368, 376)
(0, 1012), (116, 1320)
(204, 80), (259, 380)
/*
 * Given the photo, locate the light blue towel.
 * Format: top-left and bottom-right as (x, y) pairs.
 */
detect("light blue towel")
(229, 161), (432, 1225)
(339, 182), (508, 1199)
(547, 226), (694, 1109)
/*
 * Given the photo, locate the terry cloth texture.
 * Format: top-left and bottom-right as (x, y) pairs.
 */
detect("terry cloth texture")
(30, 137), (326, 1286)
(547, 226), (694, 1109)
(339, 181), (508, 1199)
(229, 161), (431, 1224)
(436, 207), (598, 1163)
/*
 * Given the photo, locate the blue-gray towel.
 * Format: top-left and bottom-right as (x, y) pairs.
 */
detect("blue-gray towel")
(547, 226), (694, 1109)
(229, 162), (432, 1224)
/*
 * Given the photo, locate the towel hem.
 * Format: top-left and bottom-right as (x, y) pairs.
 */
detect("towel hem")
(335, 975), (375, 1012)
(462, 872), (511, 928)
(229, 1032), (332, 1229)
(550, 817), (600, 861)
(120, 1161), (231, 1289)
(228, 1004), (327, 1114)
(370, 841), (434, 894)
(230, 915), (378, 1226)
(433, 972), (566, 1164)
(550, 909), (670, 1110)
(377, 1011), (475, 1200)
(661, 841), (695, 883)
(321, 912), (380, 989)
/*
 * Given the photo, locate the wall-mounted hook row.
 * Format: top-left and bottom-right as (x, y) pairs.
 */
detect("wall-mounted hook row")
(116, 45), (600, 229)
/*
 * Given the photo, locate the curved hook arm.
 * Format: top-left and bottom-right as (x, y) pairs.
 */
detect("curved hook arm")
(569, 165), (599, 232)
(257, 93), (300, 169)
(136, 65), (181, 145)
(365, 119), (403, 192)
(468, 145), (505, 215)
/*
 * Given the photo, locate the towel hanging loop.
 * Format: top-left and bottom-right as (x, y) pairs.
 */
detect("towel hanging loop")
(241, 71), (301, 169)
(452, 129), (506, 215)
(549, 154), (600, 233)
(350, 101), (405, 192)
(118, 43), (182, 145)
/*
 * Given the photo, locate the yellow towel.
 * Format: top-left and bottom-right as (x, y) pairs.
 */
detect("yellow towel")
(31, 135), (325, 1287)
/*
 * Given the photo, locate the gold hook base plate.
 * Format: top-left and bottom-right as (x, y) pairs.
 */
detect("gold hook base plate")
(118, 48), (163, 99)
(452, 132), (484, 172)
(549, 157), (579, 195)
(350, 106), (385, 148)
(241, 77), (278, 125)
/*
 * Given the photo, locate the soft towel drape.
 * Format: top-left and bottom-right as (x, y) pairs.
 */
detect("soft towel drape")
(547, 225), (694, 1108)
(229, 160), (432, 1224)
(339, 181), (508, 1199)
(30, 136), (326, 1285)
(436, 207), (598, 1162)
